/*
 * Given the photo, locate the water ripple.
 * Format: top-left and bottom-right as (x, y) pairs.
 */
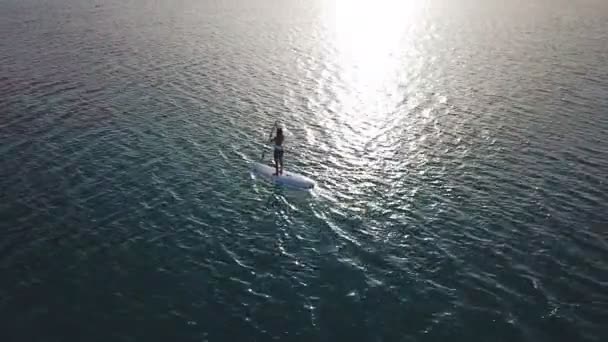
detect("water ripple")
(2, 0), (608, 341)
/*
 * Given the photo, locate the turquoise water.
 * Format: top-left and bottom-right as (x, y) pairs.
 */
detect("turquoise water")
(1, 0), (608, 341)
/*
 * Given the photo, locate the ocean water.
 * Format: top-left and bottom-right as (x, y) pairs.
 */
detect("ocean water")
(1, 0), (608, 341)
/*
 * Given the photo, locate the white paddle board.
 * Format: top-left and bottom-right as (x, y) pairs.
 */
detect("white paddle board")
(252, 162), (315, 190)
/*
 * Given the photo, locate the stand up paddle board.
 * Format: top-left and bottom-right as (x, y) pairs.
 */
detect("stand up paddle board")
(252, 162), (315, 190)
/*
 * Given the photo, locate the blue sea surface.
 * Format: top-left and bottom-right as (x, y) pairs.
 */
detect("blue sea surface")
(1, 0), (608, 341)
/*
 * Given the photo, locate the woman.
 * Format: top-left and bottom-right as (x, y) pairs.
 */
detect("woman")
(270, 127), (284, 176)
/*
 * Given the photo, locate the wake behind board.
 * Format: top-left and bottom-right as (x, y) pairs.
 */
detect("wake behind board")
(252, 162), (315, 190)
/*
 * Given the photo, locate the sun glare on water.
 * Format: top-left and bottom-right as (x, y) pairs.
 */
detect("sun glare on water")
(319, 0), (427, 149)
(330, 0), (425, 88)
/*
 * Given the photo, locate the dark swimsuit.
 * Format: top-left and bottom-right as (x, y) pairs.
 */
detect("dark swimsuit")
(273, 144), (284, 160)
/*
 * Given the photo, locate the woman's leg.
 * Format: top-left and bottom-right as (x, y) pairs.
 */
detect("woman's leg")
(273, 149), (280, 176)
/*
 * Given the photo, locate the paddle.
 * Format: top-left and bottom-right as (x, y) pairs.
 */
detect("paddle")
(260, 121), (278, 161)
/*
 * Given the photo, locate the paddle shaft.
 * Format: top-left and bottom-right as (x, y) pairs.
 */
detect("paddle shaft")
(260, 121), (278, 161)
